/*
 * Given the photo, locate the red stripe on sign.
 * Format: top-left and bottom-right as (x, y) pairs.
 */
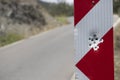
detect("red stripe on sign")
(74, 0), (99, 26)
(76, 28), (114, 80)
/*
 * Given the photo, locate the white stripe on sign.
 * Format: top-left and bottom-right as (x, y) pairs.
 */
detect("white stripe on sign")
(75, 0), (113, 64)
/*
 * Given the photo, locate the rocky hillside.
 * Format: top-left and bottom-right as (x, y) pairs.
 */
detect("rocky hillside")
(0, 0), (46, 25)
(0, 0), (69, 47)
(0, 0), (58, 37)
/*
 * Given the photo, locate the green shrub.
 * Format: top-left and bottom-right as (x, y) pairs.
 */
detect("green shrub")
(39, 1), (73, 17)
(56, 16), (68, 24)
(0, 33), (23, 46)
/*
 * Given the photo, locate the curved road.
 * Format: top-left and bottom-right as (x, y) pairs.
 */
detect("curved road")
(0, 17), (74, 80)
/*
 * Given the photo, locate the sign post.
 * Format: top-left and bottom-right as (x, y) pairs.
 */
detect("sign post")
(74, 0), (114, 80)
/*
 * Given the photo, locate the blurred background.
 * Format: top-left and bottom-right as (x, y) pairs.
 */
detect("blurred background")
(113, 0), (120, 80)
(0, 0), (119, 80)
(0, 0), (73, 46)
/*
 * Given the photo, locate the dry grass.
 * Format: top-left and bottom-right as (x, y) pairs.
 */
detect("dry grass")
(114, 24), (120, 80)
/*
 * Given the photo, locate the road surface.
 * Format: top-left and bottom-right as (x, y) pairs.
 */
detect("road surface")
(0, 17), (74, 80)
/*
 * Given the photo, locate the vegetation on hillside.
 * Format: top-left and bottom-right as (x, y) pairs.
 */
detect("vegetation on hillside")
(0, 33), (23, 47)
(39, 1), (73, 17)
(0, 0), (46, 46)
(0, 0), (73, 47)
(113, 0), (120, 16)
(0, 0), (46, 26)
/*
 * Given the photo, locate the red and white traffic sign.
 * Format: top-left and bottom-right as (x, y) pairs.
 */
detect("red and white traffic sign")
(74, 0), (114, 80)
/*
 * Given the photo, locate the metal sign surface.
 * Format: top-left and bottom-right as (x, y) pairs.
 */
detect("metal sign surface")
(74, 0), (114, 80)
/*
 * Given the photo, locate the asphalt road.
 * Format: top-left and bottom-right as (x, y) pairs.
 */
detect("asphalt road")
(0, 17), (74, 80)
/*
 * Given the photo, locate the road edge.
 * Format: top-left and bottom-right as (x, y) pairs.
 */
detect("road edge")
(113, 18), (120, 27)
